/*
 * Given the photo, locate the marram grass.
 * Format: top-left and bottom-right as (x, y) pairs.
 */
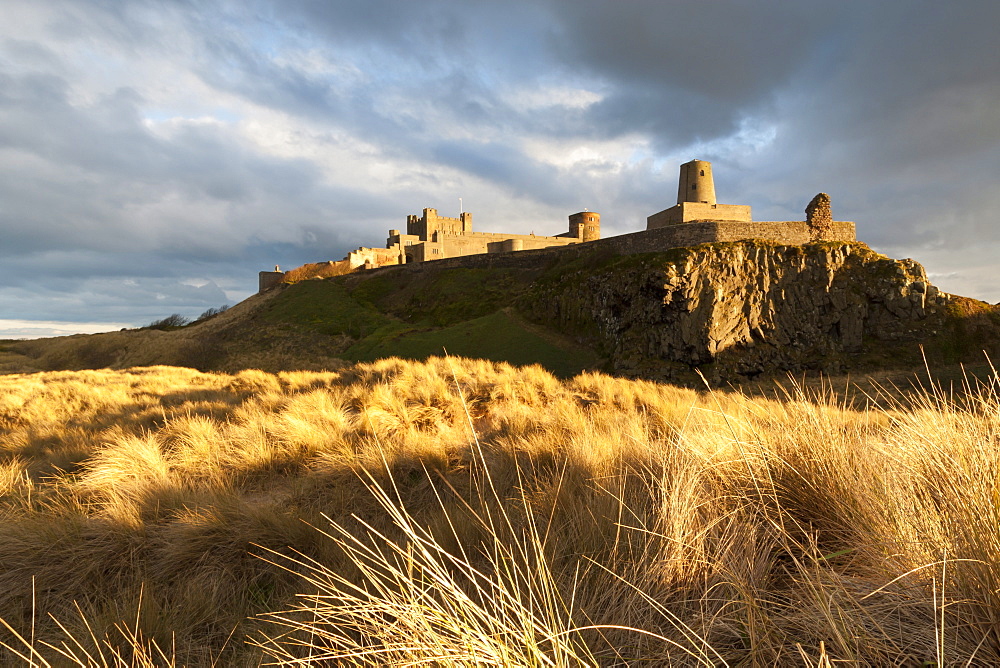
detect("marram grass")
(0, 358), (999, 665)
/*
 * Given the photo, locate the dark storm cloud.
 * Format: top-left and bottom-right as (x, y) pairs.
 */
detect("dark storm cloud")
(724, 1), (1000, 254)
(213, 0), (824, 202)
(539, 0), (828, 145)
(546, 0), (822, 96)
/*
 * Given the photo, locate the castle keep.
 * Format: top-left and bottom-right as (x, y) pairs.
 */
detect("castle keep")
(260, 160), (856, 292)
(647, 159), (752, 227)
(385, 207), (599, 265)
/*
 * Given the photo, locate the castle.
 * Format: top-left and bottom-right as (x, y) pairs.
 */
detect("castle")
(363, 206), (599, 267)
(259, 160), (856, 292)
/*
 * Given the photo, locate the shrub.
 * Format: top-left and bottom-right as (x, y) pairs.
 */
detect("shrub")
(146, 314), (190, 330)
(195, 305), (230, 322)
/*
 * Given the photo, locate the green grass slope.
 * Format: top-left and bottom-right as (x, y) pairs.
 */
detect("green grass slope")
(0, 260), (604, 377)
(261, 265), (601, 377)
(345, 309), (599, 378)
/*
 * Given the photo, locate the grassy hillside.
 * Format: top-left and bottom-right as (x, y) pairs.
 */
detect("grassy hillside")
(0, 288), (352, 376)
(0, 261), (603, 379)
(254, 266), (600, 377)
(3, 358), (1000, 664)
(2, 243), (999, 386)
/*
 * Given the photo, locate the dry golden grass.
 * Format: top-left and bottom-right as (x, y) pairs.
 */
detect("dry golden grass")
(0, 357), (999, 665)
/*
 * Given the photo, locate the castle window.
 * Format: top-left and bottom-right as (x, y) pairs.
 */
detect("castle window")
(432, 248), (439, 254)
(700, 170), (704, 176)
(692, 184), (697, 190)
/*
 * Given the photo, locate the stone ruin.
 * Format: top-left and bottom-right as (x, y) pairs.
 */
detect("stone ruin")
(806, 192), (833, 241)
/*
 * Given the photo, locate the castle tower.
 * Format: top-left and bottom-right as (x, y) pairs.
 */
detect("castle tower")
(406, 207), (472, 240)
(258, 267), (285, 293)
(647, 160), (751, 229)
(568, 211), (601, 242)
(676, 159), (716, 205)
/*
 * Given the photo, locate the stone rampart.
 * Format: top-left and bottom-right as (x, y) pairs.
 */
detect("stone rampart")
(347, 246), (400, 269)
(606, 220), (855, 254)
(258, 270), (285, 292)
(370, 220), (857, 276)
(647, 203), (753, 228)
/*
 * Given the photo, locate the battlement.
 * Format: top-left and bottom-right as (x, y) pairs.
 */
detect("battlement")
(407, 208), (474, 239)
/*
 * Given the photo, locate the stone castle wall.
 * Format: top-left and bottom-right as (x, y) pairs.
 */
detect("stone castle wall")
(258, 270), (285, 292)
(261, 219), (858, 292)
(376, 220), (857, 275)
(647, 203), (753, 228)
(264, 161), (857, 292)
(405, 231), (581, 262)
(607, 220), (856, 254)
(347, 246), (400, 269)
(388, 209), (596, 265)
(806, 193), (834, 240)
(406, 209), (472, 238)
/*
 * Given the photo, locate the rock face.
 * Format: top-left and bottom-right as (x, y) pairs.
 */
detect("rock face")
(521, 241), (949, 382)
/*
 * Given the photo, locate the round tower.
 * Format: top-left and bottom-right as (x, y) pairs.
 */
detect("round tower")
(568, 211), (601, 241)
(582, 211), (600, 241)
(676, 159), (716, 205)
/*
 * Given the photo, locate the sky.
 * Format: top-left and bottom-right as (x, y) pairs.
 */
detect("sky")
(2, 0), (999, 337)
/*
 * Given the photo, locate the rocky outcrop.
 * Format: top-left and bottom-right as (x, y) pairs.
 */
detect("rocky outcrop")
(521, 241), (949, 383)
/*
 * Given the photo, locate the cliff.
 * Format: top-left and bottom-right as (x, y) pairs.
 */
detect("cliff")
(521, 241), (954, 382)
(6, 241), (997, 385)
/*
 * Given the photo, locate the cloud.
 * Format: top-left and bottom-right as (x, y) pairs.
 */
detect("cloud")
(0, 319), (133, 339)
(0, 249), (232, 325)
(2, 0), (1000, 331)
